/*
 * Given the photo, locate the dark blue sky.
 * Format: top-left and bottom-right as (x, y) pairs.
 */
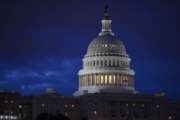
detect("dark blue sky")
(0, 0), (179, 100)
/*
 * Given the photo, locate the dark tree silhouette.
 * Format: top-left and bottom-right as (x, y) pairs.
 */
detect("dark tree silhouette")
(81, 117), (88, 120)
(36, 113), (70, 120)
(36, 113), (53, 120)
(56, 113), (70, 120)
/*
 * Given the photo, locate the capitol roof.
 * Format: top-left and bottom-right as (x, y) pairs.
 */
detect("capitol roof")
(86, 33), (128, 57)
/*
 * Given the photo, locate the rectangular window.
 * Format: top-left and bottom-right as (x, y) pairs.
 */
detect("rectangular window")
(97, 75), (100, 85)
(109, 75), (112, 84)
(101, 75), (104, 85)
(105, 75), (108, 84)
(113, 75), (116, 85)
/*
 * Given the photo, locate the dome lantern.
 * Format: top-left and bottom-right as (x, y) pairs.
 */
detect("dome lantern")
(99, 4), (114, 36)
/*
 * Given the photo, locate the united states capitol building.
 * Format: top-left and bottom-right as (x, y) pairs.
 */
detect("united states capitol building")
(74, 5), (135, 96)
(0, 6), (180, 120)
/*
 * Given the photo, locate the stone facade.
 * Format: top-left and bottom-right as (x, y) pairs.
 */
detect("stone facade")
(0, 92), (180, 120)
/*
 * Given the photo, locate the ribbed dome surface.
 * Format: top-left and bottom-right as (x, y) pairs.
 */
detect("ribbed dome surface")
(86, 33), (128, 57)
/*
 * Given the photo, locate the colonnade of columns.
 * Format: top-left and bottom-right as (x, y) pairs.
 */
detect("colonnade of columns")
(79, 74), (133, 87)
(84, 59), (129, 68)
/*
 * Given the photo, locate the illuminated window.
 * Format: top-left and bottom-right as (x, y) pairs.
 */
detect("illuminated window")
(64, 104), (68, 108)
(65, 112), (68, 116)
(91, 75), (93, 85)
(0, 115), (17, 120)
(86, 76), (89, 86)
(109, 75), (112, 84)
(41, 104), (45, 107)
(71, 104), (75, 108)
(141, 104), (145, 107)
(126, 104), (129, 107)
(83, 76), (86, 86)
(89, 75), (92, 86)
(156, 104), (160, 108)
(10, 100), (14, 104)
(4, 100), (8, 103)
(96, 75), (100, 85)
(18, 105), (22, 109)
(113, 75), (116, 84)
(105, 75), (108, 84)
(93, 75), (96, 85)
(94, 111), (97, 115)
(168, 115), (172, 120)
(132, 103), (136, 107)
(101, 75), (104, 84)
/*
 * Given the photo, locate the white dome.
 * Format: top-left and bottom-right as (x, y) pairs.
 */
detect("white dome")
(86, 33), (128, 57)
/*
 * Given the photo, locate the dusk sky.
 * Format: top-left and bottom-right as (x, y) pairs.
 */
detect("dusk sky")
(0, 0), (179, 100)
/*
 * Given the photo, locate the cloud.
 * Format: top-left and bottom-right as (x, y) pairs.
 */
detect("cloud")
(5, 69), (41, 80)
(0, 57), (80, 95)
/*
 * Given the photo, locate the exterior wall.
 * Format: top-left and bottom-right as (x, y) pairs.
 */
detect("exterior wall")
(82, 56), (130, 69)
(78, 93), (180, 120)
(0, 92), (180, 120)
(76, 54), (135, 95)
(32, 95), (80, 120)
(79, 74), (133, 87)
(0, 92), (32, 120)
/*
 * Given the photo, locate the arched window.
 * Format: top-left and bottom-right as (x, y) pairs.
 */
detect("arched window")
(113, 59), (116, 67)
(93, 61), (95, 66)
(120, 61), (122, 66)
(105, 60), (107, 67)
(97, 60), (99, 66)
(108, 60), (111, 67)
(117, 61), (119, 67)
(101, 60), (103, 67)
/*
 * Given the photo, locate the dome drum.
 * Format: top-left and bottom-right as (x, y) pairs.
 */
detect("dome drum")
(82, 56), (131, 70)
(79, 69), (135, 76)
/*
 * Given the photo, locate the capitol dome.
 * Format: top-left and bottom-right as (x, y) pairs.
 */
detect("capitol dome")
(74, 6), (136, 96)
(86, 33), (128, 57)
